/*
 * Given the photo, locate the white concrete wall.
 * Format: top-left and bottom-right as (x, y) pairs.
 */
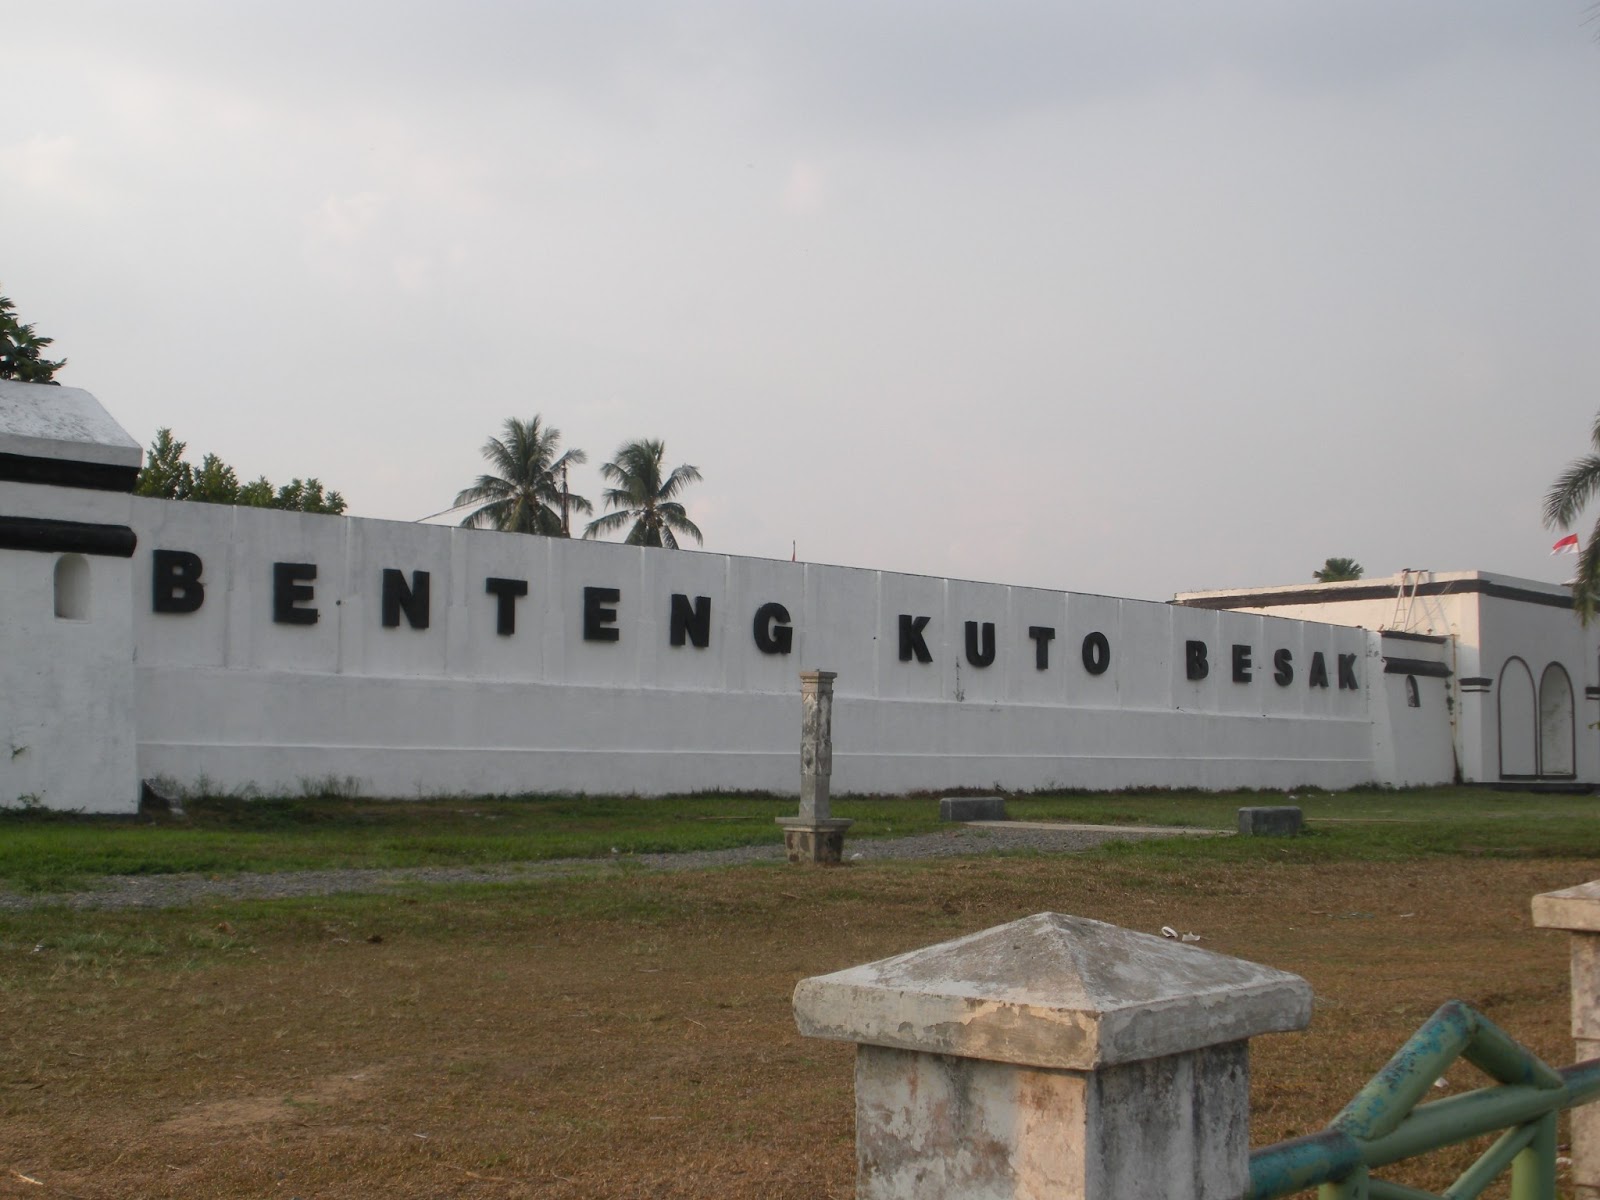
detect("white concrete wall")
(128, 499), (1385, 799)
(1369, 636), (1458, 787)
(0, 482), (139, 813)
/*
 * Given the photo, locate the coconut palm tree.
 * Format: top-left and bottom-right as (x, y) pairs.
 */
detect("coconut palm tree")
(583, 438), (703, 548)
(455, 416), (590, 535)
(1544, 411), (1600, 623)
(1313, 557), (1364, 583)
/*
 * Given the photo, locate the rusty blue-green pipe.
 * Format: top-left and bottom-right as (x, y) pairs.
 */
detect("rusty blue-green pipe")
(1247, 1059), (1600, 1199)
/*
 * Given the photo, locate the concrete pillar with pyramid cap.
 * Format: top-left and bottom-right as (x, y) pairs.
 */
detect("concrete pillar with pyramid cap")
(1533, 881), (1600, 1200)
(793, 912), (1312, 1200)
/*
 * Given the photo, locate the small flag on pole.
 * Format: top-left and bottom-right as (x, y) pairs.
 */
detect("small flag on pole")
(1552, 533), (1580, 555)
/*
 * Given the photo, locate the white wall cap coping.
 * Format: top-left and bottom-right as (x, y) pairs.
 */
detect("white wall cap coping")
(0, 379), (142, 467)
(1175, 569), (1568, 605)
(1533, 881), (1600, 932)
(792, 912), (1312, 1070)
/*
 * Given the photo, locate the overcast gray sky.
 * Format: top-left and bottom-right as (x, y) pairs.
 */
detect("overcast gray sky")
(7, 2), (1599, 600)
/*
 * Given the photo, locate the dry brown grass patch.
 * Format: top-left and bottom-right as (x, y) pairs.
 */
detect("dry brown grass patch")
(1, 854), (1595, 1197)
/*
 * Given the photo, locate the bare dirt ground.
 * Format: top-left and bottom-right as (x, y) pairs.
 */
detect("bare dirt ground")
(1, 854), (1594, 1198)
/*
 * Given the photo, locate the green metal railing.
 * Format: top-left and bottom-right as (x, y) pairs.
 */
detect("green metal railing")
(1246, 1000), (1600, 1200)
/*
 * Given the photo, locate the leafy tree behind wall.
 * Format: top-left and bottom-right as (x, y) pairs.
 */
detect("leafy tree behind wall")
(1313, 557), (1364, 582)
(134, 428), (347, 514)
(0, 293), (66, 383)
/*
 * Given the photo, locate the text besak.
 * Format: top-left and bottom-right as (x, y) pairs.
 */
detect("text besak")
(148, 549), (1360, 691)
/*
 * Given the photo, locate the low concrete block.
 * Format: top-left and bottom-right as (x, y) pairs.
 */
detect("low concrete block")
(940, 796), (1007, 822)
(777, 817), (854, 864)
(1237, 806), (1302, 837)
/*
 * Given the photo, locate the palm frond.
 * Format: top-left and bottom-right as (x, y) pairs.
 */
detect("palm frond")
(658, 503), (703, 545)
(1544, 455), (1600, 529)
(454, 475), (514, 507)
(656, 464), (702, 502)
(583, 509), (636, 539)
(1574, 520), (1600, 625)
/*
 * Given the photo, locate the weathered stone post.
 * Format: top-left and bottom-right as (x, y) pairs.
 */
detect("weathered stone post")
(1532, 880), (1600, 1200)
(777, 670), (852, 864)
(793, 912), (1311, 1199)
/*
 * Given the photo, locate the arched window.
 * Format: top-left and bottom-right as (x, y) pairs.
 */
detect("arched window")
(53, 554), (89, 620)
(1538, 662), (1576, 779)
(1405, 676), (1421, 708)
(1497, 657), (1537, 779)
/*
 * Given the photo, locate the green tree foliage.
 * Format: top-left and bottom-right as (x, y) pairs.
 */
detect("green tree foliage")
(455, 416), (591, 535)
(237, 477), (276, 507)
(0, 293), (67, 383)
(584, 438), (703, 548)
(1313, 557), (1364, 583)
(135, 428), (192, 499)
(133, 428), (347, 514)
(1544, 411), (1600, 623)
(188, 453), (242, 504)
(270, 478), (344, 512)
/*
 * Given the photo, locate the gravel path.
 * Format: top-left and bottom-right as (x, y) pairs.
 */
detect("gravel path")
(0, 824), (1181, 912)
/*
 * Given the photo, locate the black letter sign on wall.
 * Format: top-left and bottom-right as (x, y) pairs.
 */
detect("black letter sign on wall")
(485, 577), (528, 636)
(273, 562), (318, 625)
(152, 549), (205, 614)
(1337, 653), (1359, 690)
(1081, 632), (1111, 676)
(1273, 649), (1294, 686)
(1232, 644), (1253, 683)
(964, 621), (996, 668)
(1185, 640), (1210, 681)
(899, 614), (933, 664)
(584, 587), (621, 642)
(1028, 626), (1055, 670)
(753, 602), (793, 655)
(670, 594), (711, 648)
(381, 569), (430, 630)
(1308, 651), (1329, 688)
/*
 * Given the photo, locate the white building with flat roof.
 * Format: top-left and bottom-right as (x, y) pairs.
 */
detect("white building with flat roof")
(1175, 571), (1599, 787)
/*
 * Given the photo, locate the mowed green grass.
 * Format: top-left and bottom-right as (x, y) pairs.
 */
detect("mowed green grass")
(0, 786), (1596, 892)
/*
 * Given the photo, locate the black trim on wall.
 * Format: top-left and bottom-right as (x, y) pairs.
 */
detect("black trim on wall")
(1176, 578), (1573, 611)
(0, 451), (140, 493)
(0, 515), (137, 557)
(1380, 629), (1450, 644)
(1586, 686), (1600, 700)
(1459, 676), (1492, 687)
(1382, 657), (1452, 678)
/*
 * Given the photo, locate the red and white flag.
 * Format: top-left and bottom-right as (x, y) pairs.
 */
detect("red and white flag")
(1552, 533), (1580, 555)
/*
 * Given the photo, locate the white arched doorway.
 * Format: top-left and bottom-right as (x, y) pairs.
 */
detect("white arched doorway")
(1538, 663), (1576, 779)
(1497, 657), (1537, 779)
